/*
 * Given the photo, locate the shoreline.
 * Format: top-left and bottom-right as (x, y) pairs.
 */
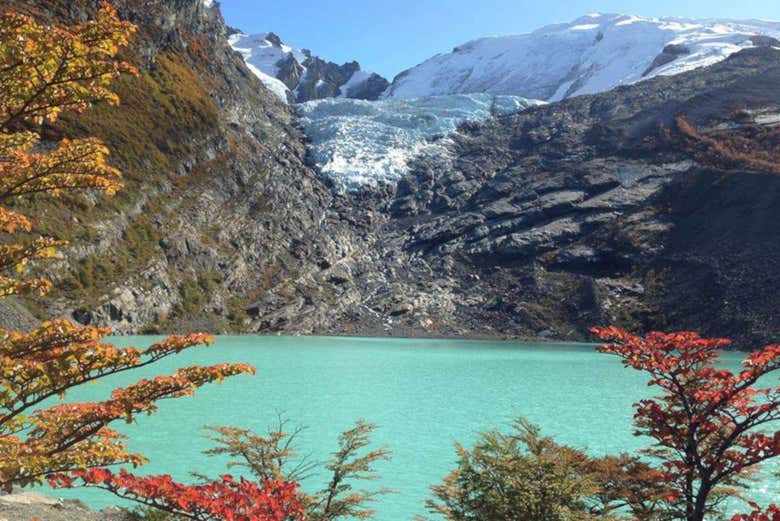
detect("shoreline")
(109, 330), (595, 345)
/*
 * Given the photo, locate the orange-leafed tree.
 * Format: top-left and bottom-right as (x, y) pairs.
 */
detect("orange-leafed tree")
(0, 3), (253, 492)
(592, 327), (780, 521)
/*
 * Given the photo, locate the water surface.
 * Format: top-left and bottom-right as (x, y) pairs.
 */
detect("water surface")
(49, 336), (778, 519)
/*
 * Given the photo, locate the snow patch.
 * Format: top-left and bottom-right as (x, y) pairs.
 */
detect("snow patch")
(571, 24), (600, 31)
(246, 64), (290, 102)
(296, 94), (542, 191)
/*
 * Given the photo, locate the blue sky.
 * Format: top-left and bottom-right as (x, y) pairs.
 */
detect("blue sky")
(218, 0), (780, 79)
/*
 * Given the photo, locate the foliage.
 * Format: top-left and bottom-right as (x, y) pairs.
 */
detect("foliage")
(0, 3), (137, 125)
(423, 418), (665, 521)
(52, 418), (389, 520)
(204, 418), (392, 520)
(0, 2), (253, 491)
(0, 1), (134, 296)
(665, 117), (780, 174)
(178, 272), (223, 315)
(0, 320), (254, 489)
(46, 50), (223, 308)
(203, 416), (317, 483)
(592, 326), (780, 521)
(732, 505), (780, 521)
(128, 505), (184, 521)
(20, 35), (222, 313)
(50, 468), (304, 521)
(310, 420), (392, 521)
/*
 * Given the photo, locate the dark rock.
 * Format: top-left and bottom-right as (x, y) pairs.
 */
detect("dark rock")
(276, 53), (305, 90)
(327, 265), (352, 285)
(642, 43), (691, 76)
(751, 35), (780, 47)
(72, 308), (92, 325)
(343, 73), (391, 101)
(390, 303), (414, 316)
(294, 57), (361, 102)
(264, 31), (283, 47)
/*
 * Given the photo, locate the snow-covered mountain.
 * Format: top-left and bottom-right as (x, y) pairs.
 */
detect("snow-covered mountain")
(384, 14), (780, 101)
(227, 12), (780, 191)
(228, 31), (389, 103)
(297, 94), (542, 190)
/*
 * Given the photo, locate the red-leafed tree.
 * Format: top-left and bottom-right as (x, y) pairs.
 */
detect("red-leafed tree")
(732, 504), (780, 521)
(49, 468), (306, 521)
(592, 327), (780, 521)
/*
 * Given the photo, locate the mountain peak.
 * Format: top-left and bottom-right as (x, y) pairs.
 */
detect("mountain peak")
(384, 13), (780, 101)
(228, 31), (389, 103)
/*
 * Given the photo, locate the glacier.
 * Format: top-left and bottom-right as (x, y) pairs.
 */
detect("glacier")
(384, 13), (780, 101)
(296, 94), (542, 191)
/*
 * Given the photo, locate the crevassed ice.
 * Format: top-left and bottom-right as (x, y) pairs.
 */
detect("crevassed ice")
(296, 93), (543, 191)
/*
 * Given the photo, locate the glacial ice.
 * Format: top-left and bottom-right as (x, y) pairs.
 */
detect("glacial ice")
(296, 94), (542, 191)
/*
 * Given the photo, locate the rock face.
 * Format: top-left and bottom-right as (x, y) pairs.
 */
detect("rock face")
(7, 0), (348, 335)
(342, 72), (390, 100)
(6, 1), (780, 349)
(247, 47), (780, 348)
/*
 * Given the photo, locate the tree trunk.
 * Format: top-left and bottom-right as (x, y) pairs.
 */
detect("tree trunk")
(691, 483), (711, 521)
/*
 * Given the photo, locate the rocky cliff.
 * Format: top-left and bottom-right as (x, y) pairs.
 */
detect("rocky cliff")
(7, 0), (352, 335)
(5, 1), (780, 348)
(244, 47), (780, 349)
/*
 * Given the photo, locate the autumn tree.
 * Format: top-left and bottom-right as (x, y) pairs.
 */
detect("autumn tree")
(310, 420), (392, 521)
(51, 417), (389, 520)
(592, 327), (780, 521)
(49, 469), (305, 521)
(0, 3), (253, 491)
(202, 415), (319, 484)
(423, 418), (666, 521)
(200, 418), (391, 520)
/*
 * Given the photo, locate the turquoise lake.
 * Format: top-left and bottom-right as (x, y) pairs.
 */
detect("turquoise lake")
(48, 336), (779, 519)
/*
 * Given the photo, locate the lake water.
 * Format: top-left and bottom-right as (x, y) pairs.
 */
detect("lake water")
(48, 336), (778, 519)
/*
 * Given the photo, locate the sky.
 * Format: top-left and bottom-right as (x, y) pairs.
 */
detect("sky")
(218, 0), (780, 80)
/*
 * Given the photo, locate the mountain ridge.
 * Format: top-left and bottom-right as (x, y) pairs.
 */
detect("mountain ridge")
(227, 29), (389, 103)
(223, 12), (780, 107)
(383, 13), (780, 101)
